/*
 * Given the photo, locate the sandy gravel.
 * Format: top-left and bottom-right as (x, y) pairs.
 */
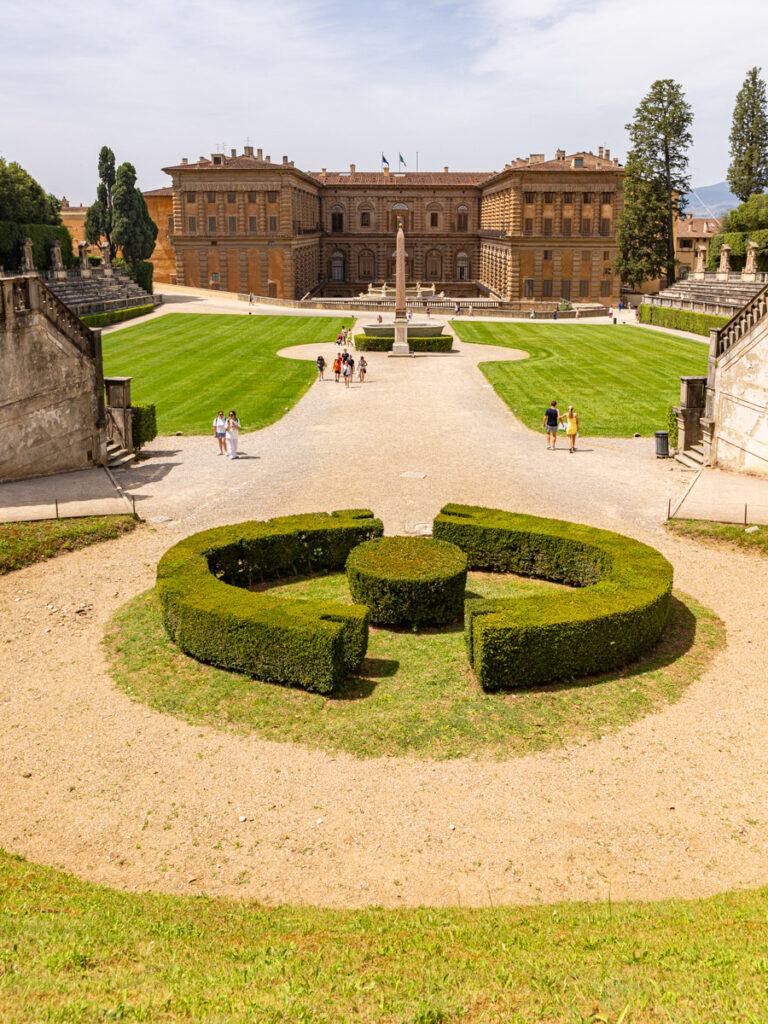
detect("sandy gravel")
(1, 315), (766, 909)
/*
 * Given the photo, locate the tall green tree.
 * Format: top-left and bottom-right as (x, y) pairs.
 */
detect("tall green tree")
(0, 158), (60, 224)
(614, 79), (693, 286)
(85, 146), (116, 258)
(727, 67), (768, 202)
(111, 162), (158, 263)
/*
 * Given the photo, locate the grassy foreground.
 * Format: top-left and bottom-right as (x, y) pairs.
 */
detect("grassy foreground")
(667, 518), (768, 556)
(2, 848), (767, 1023)
(105, 573), (722, 760)
(102, 313), (352, 435)
(453, 322), (707, 436)
(0, 515), (136, 574)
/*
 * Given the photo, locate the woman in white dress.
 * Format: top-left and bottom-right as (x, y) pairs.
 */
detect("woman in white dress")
(226, 410), (240, 459)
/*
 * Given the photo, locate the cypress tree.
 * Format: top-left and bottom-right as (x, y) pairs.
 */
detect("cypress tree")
(615, 79), (693, 286)
(727, 67), (768, 202)
(85, 146), (116, 258)
(111, 162), (158, 266)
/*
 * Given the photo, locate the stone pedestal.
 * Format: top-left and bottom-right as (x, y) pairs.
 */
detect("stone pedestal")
(389, 321), (412, 357)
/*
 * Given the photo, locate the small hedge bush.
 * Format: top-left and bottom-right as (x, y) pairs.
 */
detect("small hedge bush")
(667, 405), (679, 448)
(132, 404), (157, 450)
(354, 335), (453, 352)
(81, 304), (154, 328)
(638, 304), (729, 337)
(114, 258), (154, 294)
(433, 504), (673, 690)
(156, 510), (383, 693)
(346, 536), (467, 626)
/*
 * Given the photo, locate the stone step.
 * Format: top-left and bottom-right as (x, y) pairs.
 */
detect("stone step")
(675, 449), (704, 471)
(107, 446), (135, 468)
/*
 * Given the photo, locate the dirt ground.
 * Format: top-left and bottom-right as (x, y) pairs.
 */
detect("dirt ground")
(1, 313), (766, 908)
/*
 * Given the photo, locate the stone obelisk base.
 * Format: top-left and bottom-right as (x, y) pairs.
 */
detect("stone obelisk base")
(389, 321), (412, 357)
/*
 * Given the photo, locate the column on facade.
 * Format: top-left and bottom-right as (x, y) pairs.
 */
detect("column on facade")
(554, 193), (563, 236)
(534, 192), (543, 235)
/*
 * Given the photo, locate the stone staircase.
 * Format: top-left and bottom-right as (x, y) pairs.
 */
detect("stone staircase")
(46, 268), (161, 317)
(648, 274), (766, 317)
(106, 440), (135, 469)
(675, 442), (704, 471)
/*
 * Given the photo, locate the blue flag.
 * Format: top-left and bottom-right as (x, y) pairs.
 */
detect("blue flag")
(381, 153), (390, 168)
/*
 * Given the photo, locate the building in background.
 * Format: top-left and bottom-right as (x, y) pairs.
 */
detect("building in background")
(160, 146), (624, 305)
(674, 214), (722, 277)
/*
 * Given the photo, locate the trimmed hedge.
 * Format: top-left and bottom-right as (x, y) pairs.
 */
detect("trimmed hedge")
(0, 221), (75, 272)
(132, 404), (157, 450)
(667, 405), (679, 448)
(354, 335), (453, 352)
(114, 258), (154, 294)
(433, 504), (673, 691)
(156, 510), (383, 694)
(346, 536), (467, 626)
(638, 304), (729, 337)
(81, 304), (154, 328)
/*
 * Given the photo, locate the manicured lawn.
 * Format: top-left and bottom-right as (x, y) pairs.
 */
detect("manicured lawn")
(101, 313), (353, 435)
(2, 849), (768, 1023)
(667, 518), (768, 556)
(105, 573), (722, 760)
(0, 515), (136, 574)
(453, 322), (708, 436)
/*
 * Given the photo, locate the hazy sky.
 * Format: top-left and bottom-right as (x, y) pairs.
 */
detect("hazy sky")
(3, 0), (767, 201)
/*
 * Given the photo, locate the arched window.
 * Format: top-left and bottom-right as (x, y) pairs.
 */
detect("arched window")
(358, 203), (374, 229)
(425, 250), (442, 280)
(391, 202), (409, 231)
(456, 252), (469, 281)
(358, 250), (375, 280)
(426, 202), (442, 230)
(331, 205), (344, 233)
(457, 204), (468, 232)
(331, 251), (345, 281)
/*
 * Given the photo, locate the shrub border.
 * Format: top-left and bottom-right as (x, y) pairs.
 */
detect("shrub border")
(354, 335), (453, 352)
(433, 504), (673, 690)
(156, 510), (383, 694)
(638, 304), (729, 337)
(81, 304), (154, 328)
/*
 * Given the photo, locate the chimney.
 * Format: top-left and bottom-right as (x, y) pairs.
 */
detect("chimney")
(556, 148), (565, 160)
(598, 146), (604, 158)
(231, 148), (237, 158)
(350, 163), (356, 174)
(282, 155), (288, 164)
(605, 148), (610, 160)
(321, 167), (326, 176)
(383, 164), (389, 176)
(528, 154), (544, 164)
(265, 155), (271, 163)
(243, 145), (253, 157)
(181, 157), (188, 165)
(444, 166), (449, 173)
(256, 147), (262, 160)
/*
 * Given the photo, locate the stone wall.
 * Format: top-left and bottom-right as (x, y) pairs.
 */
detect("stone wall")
(0, 277), (107, 481)
(708, 312), (768, 476)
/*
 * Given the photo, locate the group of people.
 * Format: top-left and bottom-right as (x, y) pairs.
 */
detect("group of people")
(316, 351), (368, 386)
(543, 400), (579, 453)
(212, 410), (241, 459)
(336, 326), (353, 346)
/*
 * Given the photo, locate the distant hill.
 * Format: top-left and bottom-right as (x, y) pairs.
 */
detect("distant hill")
(684, 182), (740, 218)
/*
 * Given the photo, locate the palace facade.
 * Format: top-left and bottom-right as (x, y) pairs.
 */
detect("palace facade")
(158, 146), (625, 305)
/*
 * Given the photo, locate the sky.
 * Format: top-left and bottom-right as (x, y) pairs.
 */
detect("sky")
(3, 0), (768, 202)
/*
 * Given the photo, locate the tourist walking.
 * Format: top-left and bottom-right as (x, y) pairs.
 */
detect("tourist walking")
(566, 405), (579, 452)
(333, 355), (342, 382)
(358, 355), (367, 382)
(212, 410), (227, 455)
(226, 410), (241, 459)
(343, 360), (352, 387)
(468, 303), (473, 316)
(316, 354), (326, 381)
(543, 401), (562, 450)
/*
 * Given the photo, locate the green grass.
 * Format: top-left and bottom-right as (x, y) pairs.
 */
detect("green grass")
(667, 518), (768, 555)
(0, 515), (136, 574)
(453, 322), (708, 436)
(2, 848), (768, 1023)
(101, 313), (353, 435)
(105, 572), (722, 760)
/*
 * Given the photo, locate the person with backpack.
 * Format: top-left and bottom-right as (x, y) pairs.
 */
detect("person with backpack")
(316, 354), (326, 381)
(358, 355), (368, 382)
(343, 359), (352, 387)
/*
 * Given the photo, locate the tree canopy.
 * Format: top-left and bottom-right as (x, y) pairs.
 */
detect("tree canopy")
(85, 146), (116, 258)
(111, 162), (158, 263)
(614, 79), (693, 286)
(722, 192), (768, 232)
(0, 158), (61, 224)
(727, 67), (768, 202)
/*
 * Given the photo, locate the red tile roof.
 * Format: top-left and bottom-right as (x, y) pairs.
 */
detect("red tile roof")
(143, 186), (173, 197)
(676, 216), (722, 237)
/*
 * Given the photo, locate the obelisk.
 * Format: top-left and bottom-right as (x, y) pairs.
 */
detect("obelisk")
(390, 221), (411, 355)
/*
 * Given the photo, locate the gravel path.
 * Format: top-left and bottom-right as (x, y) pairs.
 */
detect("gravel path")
(2, 318), (766, 909)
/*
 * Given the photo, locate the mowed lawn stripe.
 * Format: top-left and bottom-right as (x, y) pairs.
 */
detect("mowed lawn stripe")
(102, 313), (352, 435)
(454, 322), (708, 436)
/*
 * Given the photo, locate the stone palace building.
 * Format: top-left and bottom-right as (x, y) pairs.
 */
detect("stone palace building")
(152, 146), (624, 305)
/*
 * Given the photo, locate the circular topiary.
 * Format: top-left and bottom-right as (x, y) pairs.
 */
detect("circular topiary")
(346, 536), (468, 626)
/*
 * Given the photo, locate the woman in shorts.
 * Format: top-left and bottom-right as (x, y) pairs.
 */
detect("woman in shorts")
(213, 410), (227, 455)
(358, 355), (367, 382)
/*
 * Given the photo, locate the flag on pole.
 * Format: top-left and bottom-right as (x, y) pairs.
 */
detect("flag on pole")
(399, 153), (407, 168)
(381, 153), (390, 168)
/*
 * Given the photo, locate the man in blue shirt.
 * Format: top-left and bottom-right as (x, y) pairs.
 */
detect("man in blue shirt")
(543, 401), (563, 450)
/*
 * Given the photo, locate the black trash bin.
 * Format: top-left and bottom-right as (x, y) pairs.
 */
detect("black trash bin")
(655, 430), (669, 458)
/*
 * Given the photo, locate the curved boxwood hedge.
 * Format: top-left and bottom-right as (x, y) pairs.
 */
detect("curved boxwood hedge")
(347, 536), (467, 625)
(156, 509), (383, 693)
(433, 504), (673, 690)
(354, 335), (453, 352)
